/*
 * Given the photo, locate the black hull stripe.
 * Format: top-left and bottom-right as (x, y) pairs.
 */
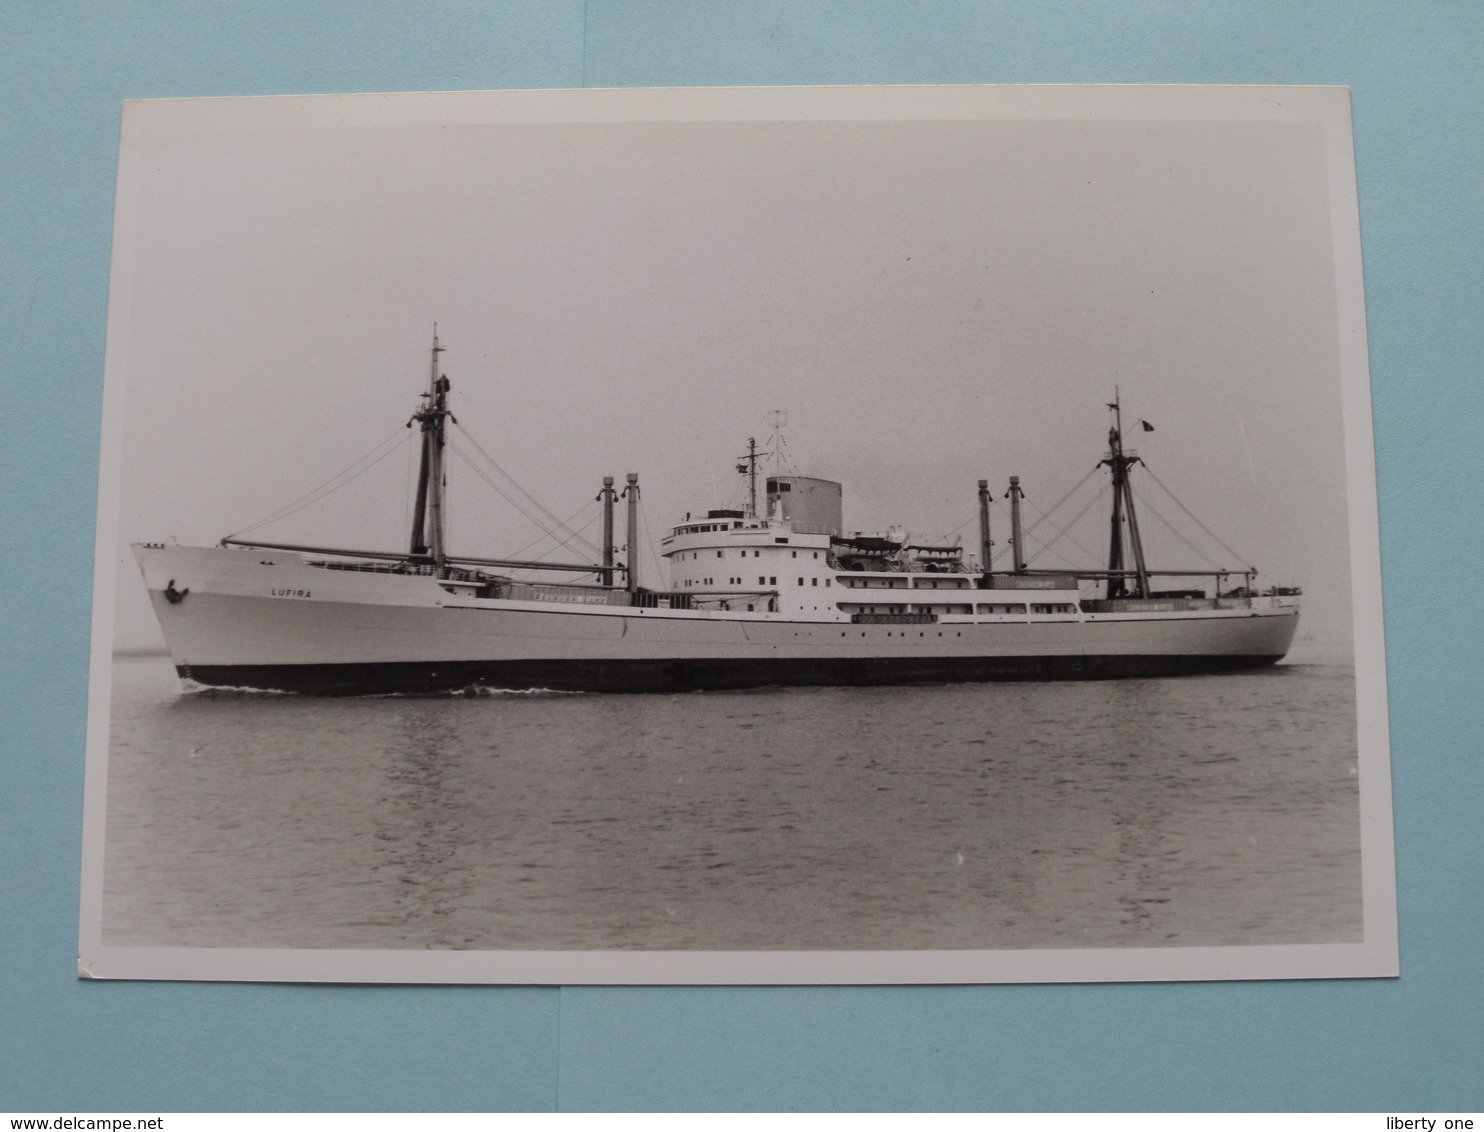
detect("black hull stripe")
(180, 654), (1288, 696)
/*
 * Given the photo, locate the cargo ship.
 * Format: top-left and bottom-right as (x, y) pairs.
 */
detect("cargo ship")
(133, 334), (1300, 694)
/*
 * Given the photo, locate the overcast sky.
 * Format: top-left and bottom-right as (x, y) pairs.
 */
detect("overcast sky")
(99, 88), (1370, 663)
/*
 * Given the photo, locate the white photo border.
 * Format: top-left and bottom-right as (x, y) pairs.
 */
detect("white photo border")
(79, 84), (1396, 984)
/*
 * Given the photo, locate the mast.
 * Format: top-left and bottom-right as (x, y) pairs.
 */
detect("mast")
(748, 437), (758, 518)
(977, 478), (993, 576)
(598, 476), (616, 586)
(737, 438), (759, 519)
(408, 327), (449, 569)
(1101, 391), (1149, 598)
(624, 472), (640, 593)
(1007, 475), (1026, 573)
(426, 376), (450, 572)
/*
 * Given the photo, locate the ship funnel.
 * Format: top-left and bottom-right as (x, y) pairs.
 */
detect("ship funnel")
(764, 475), (842, 536)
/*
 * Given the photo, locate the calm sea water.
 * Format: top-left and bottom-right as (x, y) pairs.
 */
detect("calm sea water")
(102, 657), (1361, 951)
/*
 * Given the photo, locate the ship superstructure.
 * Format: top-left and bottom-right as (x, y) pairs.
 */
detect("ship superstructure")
(133, 334), (1300, 694)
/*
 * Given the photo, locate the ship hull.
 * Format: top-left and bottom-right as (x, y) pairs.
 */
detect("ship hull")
(176, 653), (1288, 696)
(137, 545), (1300, 695)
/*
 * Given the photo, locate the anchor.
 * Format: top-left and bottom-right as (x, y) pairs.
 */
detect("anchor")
(164, 579), (189, 605)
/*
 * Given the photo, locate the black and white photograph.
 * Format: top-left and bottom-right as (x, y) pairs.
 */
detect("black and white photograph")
(80, 84), (1395, 983)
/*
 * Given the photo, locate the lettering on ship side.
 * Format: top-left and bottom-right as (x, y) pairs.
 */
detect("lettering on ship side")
(270, 588), (313, 599)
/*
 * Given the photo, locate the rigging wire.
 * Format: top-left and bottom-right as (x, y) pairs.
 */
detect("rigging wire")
(1022, 484), (1107, 567)
(942, 500), (988, 539)
(1133, 491), (1229, 570)
(450, 421), (600, 556)
(445, 435), (602, 557)
(1019, 464), (1103, 541)
(638, 501), (664, 590)
(505, 500), (601, 561)
(225, 425), (412, 540)
(445, 438), (602, 561)
(1025, 537), (1096, 573)
(1140, 464), (1251, 567)
(445, 439), (543, 528)
(941, 497), (1017, 570)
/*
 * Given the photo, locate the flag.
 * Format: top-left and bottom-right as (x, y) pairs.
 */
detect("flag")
(1140, 420), (1154, 432)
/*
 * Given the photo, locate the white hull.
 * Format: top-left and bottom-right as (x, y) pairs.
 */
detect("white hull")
(135, 544), (1300, 694)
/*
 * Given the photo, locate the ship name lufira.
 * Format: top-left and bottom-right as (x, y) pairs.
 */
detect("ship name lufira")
(271, 588), (312, 598)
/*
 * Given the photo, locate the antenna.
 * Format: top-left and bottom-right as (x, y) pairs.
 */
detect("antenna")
(766, 409), (789, 474)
